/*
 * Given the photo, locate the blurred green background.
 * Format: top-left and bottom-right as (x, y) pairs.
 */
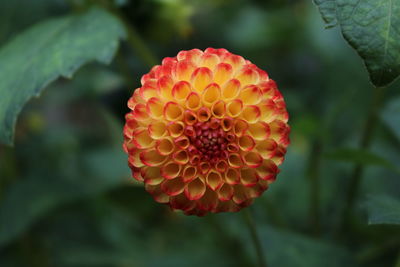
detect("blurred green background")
(0, 0), (399, 266)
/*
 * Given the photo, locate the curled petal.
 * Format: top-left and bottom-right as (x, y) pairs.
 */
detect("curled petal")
(248, 122), (270, 140)
(242, 151), (263, 168)
(233, 119), (248, 137)
(182, 165), (197, 183)
(185, 178), (206, 200)
(198, 188), (218, 212)
(259, 99), (277, 123)
(239, 85), (262, 105)
(211, 100), (226, 118)
(206, 171), (223, 191)
(155, 138), (175, 155)
(256, 139), (277, 159)
(232, 185), (250, 205)
(164, 102), (184, 121)
(172, 81), (192, 102)
(217, 183), (234, 201)
(202, 83), (221, 106)
(173, 150), (189, 165)
(241, 105), (261, 123)
(132, 104), (150, 122)
(199, 162), (211, 174)
(240, 168), (258, 187)
(269, 120), (290, 145)
(158, 75), (174, 100)
(256, 160), (278, 181)
(197, 107), (211, 122)
(214, 63), (233, 85)
(148, 121), (167, 139)
(238, 135), (255, 151)
(161, 177), (185, 196)
(235, 65), (259, 86)
(226, 99), (243, 117)
(142, 166), (163, 185)
(225, 168), (240, 184)
(222, 79), (241, 100)
(222, 53), (245, 72)
(227, 143), (240, 153)
(140, 149), (168, 166)
(191, 67), (213, 92)
(174, 136), (190, 149)
(183, 110), (197, 125)
(271, 145), (287, 165)
(215, 159), (228, 172)
(228, 153), (243, 168)
(221, 117), (233, 131)
(146, 97), (164, 119)
(161, 161), (181, 179)
(145, 184), (169, 203)
(170, 193), (196, 212)
(186, 92), (202, 111)
(173, 60), (197, 81)
(167, 121), (185, 138)
(177, 48), (203, 63)
(132, 129), (154, 149)
(139, 83), (159, 100)
(200, 53), (220, 69)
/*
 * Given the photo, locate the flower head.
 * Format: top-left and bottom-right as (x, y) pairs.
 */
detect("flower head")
(123, 48), (290, 216)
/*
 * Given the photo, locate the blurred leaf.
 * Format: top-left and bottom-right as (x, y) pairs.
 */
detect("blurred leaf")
(0, 7), (125, 145)
(0, 148), (129, 247)
(381, 96), (400, 141)
(366, 195), (400, 225)
(313, 0), (400, 87)
(325, 148), (400, 174)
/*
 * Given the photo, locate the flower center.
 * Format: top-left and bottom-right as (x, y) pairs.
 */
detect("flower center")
(186, 119), (233, 164)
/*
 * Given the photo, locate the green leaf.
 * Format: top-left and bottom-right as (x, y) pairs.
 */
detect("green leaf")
(366, 195), (400, 225)
(313, 0), (400, 87)
(0, 148), (129, 247)
(0, 7), (125, 145)
(381, 96), (400, 141)
(325, 148), (400, 174)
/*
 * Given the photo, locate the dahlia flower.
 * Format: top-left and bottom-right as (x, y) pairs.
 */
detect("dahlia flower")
(123, 48), (290, 216)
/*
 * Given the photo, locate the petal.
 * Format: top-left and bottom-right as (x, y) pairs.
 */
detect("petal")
(161, 177), (185, 196)
(197, 107), (211, 122)
(202, 83), (221, 106)
(239, 85), (262, 105)
(161, 161), (182, 179)
(140, 149), (168, 166)
(238, 135), (255, 151)
(158, 75), (174, 100)
(240, 168), (258, 187)
(222, 79), (241, 100)
(182, 165), (197, 183)
(225, 168), (240, 185)
(155, 138), (175, 155)
(255, 160), (278, 181)
(221, 117), (233, 131)
(142, 166), (163, 185)
(228, 153), (243, 168)
(222, 53), (245, 72)
(232, 185), (250, 205)
(215, 159), (228, 173)
(174, 135), (190, 149)
(241, 105), (261, 123)
(235, 65), (259, 86)
(173, 60), (197, 81)
(233, 119), (248, 137)
(256, 139), (277, 159)
(139, 83), (159, 101)
(191, 67), (213, 93)
(132, 129), (155, 149)
(170, 193), (196, 211)
(146, 97), (164, 119)
(145, 184), (169, 203)
(197, 188), (218, 212)
(206, 171), (224, 191)
(167, 121), (185, 138)
(217, 183), (234, 201)
(185, 92), (201, 111)
(242, 151), (263, 168)
(172, 81), (192, 102)
(226, 99), (243, 117)
(164, 102), (184, 121)
(185, 178), (206, 200)
(199, 53), (220, 69)
(248, 122), (270, 140)
(214, 63), (233, 85)
(148, 121), (167, 139)
(172, 150), (189, 164)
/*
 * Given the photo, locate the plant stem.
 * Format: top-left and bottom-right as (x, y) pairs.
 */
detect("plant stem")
(243, 209), (267, 267)
(342, 86), (385, 225)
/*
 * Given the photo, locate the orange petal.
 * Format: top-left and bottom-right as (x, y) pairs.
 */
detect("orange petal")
(233, 119), (248, 137)
(202, 83), (221, 106)
(248, 122), (270, 140)
(226, 99), (243, 117)
(146, 97), (164, 119)
(240, 168), (258, 187)
(232, 185), (250, 205)
(145, 184), (169, 203)
(161, 161), (181, 179)
(255, 160), (278, 181)
(199, 53), (220, 70)
(155, 138), (175, 155)
(235, 65), (259, 86)
(132, 129), (155, 149)
(139, 83), (159, 101)
(185, 92), (202, 111)
(217, 183), (234, 201)
(211, 100), (226, 118)
(206, 171), (223, 191)
(173, 60), (197, 81)
(259, 99), (277, 123)
(225, 168), (240, 185)
(191, 67), (213, 93)
(174, 135), (190, 149)
(238, 135), (255, 151)
(172, 81), (192, 102)
(241, 105), (261, 123)
(161, 177), (185, 196)
(148, 121), (167, 139)
(197, 107), (211, 122)
(222, 53), (245, 72)
(132, 103), (150, 122)
(227, 143), (240, 153)
(167, 121), (185, 138)
(214, 63), (233, 85)
(215, 159), (228, 172)
(172, 150), (189, 165)
(170, 193), (196, 211)
(222, 79), (241, 100)
(271, 145), (287, 165)
(177, 49), (203, 63)
(158, 75), (174, 100)
(185, 178), (206, 200)
(164, 102), (184, 121)
(183, 110), (197, 125)
(140, 149), (168, 166)
(197, 188), (218, 212)
(242, 151), (263, 168)
(256, 139), (277, 159)
(221, 117), (233, 131)
(228, 153), (243, 168)
(142, 166), (163, 185)
(182, 165), (197, 183)
(239, 85), (262, 105)
(199, 162), (211, 174)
